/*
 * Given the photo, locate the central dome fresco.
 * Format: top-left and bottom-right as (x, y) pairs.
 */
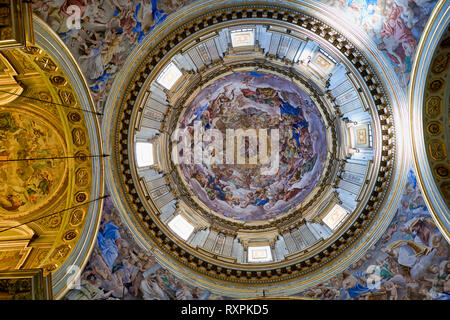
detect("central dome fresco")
(176, 71), (327, 221)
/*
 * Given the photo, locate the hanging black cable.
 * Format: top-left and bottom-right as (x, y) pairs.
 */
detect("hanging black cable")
(0, 89), (103, 116)
(0, 195), (109, 234)
(0, 154), (109, 163)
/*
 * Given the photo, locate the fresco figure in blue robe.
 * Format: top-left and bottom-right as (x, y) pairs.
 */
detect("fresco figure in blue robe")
(97, 221), (121, 270)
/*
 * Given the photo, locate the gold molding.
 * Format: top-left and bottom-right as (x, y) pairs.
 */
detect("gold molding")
(0, 52), (23, 104)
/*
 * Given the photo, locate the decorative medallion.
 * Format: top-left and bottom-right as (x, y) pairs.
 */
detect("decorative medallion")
(34, 56), (57, 72)
(431, 53), (449, 74)
(50, 75), (67, 86)
(75, 168), (89, 187)
(59, 90), (76, 106)
(67, 112), (81, 123)
(428, 140), (447, 160)
(74, 191), (87, 203)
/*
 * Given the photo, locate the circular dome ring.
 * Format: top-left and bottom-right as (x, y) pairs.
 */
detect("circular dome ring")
(103, 0), (407, 297)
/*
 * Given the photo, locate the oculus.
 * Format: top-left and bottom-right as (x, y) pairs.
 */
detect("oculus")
(322, 204), (349, 230)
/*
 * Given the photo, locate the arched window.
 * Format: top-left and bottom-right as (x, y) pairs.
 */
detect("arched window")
(135, 142), (154, 167)
(168, 215), (194, 241)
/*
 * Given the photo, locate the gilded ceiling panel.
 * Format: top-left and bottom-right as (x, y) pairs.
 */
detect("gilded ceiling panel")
(0, 43), (96, 279)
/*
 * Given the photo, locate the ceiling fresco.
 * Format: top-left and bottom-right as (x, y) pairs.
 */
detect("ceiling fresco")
(0, 109), (68, 215)
(65, 197), (226, 300)
(177, 71), (327, 221)
(17, 0), (448, 300)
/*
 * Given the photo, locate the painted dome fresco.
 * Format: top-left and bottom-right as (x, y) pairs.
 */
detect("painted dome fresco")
(176, 71), (327, 221)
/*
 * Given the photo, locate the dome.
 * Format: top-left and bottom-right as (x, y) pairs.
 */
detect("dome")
(175, 71), (328, 221)
(409, 5), (450, 243)
(102, 0), (408, 297)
